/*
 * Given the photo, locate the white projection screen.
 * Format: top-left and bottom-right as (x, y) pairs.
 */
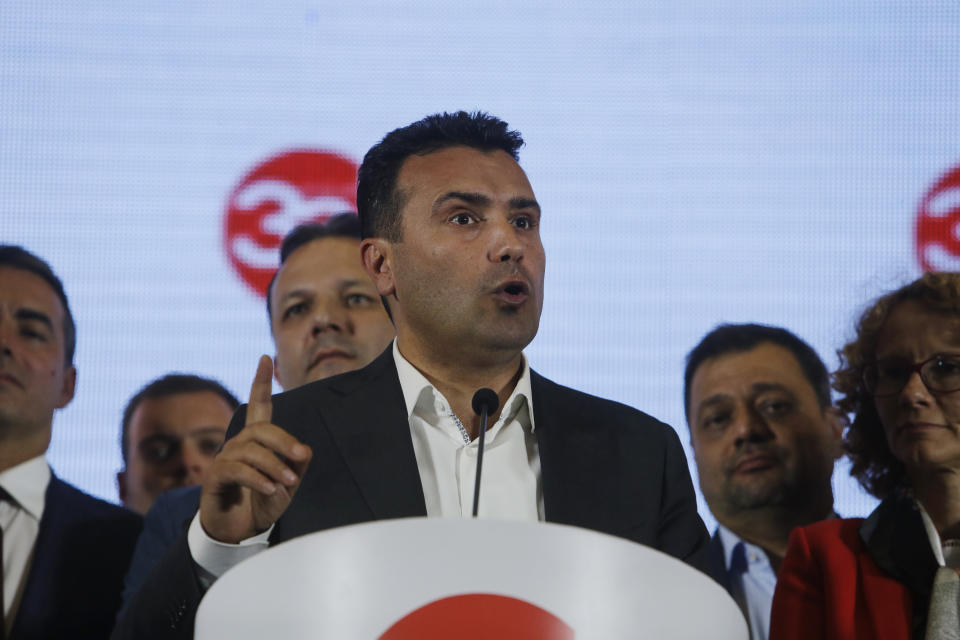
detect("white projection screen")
(3, 2), (960, 530)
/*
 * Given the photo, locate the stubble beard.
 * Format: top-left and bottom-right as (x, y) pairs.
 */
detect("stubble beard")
(722, 478), (792, 513)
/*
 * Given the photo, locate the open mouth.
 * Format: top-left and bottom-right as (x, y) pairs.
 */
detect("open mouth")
(495, 280), (530, 305)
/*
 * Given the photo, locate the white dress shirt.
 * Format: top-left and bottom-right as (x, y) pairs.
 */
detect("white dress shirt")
(189, 342), (540, 580)
(0, 455), (50, 634)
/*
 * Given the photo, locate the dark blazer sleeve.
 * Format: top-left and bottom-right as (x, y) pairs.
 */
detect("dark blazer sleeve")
(111, 533), (205, 640)
(111, 408), (249, 640)
(118, 486), (202, 617)
(653, 423), (714, 575)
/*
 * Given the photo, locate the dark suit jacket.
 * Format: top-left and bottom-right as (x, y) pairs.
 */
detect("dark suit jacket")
(114, 348), (711, 639)
(119, 486), (201, 617)
(11, 474), (142, 640)
(706, 528), (733, 591)
(770, 494), (934, 640)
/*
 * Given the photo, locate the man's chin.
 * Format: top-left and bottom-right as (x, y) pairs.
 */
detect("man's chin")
(724, 482), (789, 512)
(305, 358), (356, 383)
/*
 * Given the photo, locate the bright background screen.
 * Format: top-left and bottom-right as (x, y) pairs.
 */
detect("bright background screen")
(4, 1), (960, 530)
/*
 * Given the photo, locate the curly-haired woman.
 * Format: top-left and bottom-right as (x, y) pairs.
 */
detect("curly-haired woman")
(770, 272), (960, 640)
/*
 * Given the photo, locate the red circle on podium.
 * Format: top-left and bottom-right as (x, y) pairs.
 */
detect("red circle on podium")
(379, 593), (575, 639)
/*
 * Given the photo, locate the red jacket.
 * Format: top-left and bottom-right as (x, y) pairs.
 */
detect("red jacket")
(770, 518), (913, 640)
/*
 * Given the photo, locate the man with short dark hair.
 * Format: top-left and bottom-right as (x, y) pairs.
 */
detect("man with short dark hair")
(118, 212), (395, 610)
(0, 245), (142, 638)
(115, 112), (710, 639)
(684, 323), (844, 640)
(117, 374), (239, 515)
(267, 213), (395, 389)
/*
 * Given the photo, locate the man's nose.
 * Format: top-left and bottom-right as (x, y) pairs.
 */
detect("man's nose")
(0, 311), (13, 356)
(180, 442), (208, 485)
(311, 299), (348, 335)
(732, 409), (774, 447)
(487, 218), (524, 264)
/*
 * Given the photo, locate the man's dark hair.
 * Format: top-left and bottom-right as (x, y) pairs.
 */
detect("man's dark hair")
(356, 111), (524, 241)
(0, 245), (76, 365)
(120, 374), (240, 465)
(265, 212), (362, 322)
(683, 323), (831, 420)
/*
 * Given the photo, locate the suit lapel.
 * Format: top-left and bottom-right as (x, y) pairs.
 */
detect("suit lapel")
(315, 348), (427, 520)
(11, 475), (66, 638)
(532, 371), (621, 536)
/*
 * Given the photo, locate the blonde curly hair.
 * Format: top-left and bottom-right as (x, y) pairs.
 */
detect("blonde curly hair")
(836, 271), (960, 499)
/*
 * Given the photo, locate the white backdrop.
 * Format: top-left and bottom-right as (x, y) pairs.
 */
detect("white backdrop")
(3, 1), (960, 529)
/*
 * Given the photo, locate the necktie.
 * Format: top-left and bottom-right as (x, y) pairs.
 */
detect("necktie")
(925, 566), (960, 640)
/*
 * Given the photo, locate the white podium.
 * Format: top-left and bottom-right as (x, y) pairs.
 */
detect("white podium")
(196, 518), (746, 639)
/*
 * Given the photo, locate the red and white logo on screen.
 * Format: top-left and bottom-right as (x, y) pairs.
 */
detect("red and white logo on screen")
(917, 164), (960, 272)
(379, 593), (574, 639)
(224, 150), (358, 297)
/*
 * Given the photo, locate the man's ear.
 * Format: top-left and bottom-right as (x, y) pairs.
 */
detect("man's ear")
(272, 354), (284, 389)
(824, 407), (848, 460)
(116, 470), (128, 505)
(57, 365), (77, 409)
(361, 238), (396, 297)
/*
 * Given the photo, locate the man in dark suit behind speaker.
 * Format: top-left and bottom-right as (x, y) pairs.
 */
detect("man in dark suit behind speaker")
(0, 245), (142, 639)
(115, 111), (712, 639)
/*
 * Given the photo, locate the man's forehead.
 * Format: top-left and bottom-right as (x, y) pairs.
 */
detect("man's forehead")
(276, 237), (364, 285)
(270, 237), (366, 310)
(0, 266), (65, 320)
(395, 146), (532, 200)
(691, 343), (810, 404)
(131, 391), (233, 427)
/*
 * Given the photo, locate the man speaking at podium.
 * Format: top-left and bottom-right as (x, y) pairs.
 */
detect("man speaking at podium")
(114, 111), (711, 638)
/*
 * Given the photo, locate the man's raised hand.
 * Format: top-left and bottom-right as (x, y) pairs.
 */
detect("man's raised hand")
(199, 355), (312, 544)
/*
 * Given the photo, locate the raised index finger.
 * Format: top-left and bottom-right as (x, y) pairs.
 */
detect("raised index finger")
(245, 355), (274, 427)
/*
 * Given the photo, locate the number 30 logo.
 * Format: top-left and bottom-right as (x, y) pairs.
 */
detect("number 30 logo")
(224, 150), (359, 297)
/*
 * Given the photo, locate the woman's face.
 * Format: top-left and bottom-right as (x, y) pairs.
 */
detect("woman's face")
(873, 300), (960, 476)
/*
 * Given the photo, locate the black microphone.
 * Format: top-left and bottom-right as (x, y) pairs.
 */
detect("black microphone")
(471, 388), (499, 518)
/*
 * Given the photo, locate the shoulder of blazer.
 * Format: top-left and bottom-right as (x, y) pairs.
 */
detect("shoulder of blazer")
(530, 368), (671, 437)
(41, 473), (143, 542)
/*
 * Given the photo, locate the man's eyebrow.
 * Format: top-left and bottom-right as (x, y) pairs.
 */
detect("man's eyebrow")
(431, 192), (542, 216)
(277, 288), (312, 306)
(15, 308), (54, 331)
(509, 197), (541, 214)
(750, 382), (794, 396)
(695, 393), (732, 416)
(337, 279), (369, 290)
(188, 426), (229, 436)
(432, 191), (492, 213)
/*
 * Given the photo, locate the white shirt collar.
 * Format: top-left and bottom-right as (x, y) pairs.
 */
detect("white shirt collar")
(916, 499), (948, 566)
(0, 455), (50, 520)
(716, 511), (839, 571)
(716, 523), (754, 570)
(392, 340), (536, 433)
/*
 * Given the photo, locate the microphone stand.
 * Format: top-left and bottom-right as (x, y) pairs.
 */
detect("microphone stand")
(471, 388), (498, 518)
